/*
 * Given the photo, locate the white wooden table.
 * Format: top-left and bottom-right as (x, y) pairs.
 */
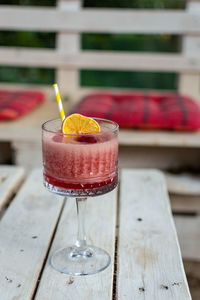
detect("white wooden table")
(0, 166), (191, 299)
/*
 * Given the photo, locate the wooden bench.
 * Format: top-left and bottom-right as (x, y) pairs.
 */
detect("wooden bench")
(0, 166), (191, 299)
(0, 0), (200, 171)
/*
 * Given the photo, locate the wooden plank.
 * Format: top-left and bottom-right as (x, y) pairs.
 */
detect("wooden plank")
(118, 129), (200, 148)
(63, 51), (200, 72)
(117, 169), (191, 299)
(165, 172), (200, 195)
(0, 47), (61, 68)
(57, 0), (81, 10)
(179, 0), (200, 104)
(179, 73), (200, 105)
(0, 165), (24, 210)
(0, 169), (64, 299)
(56, 0), (81, 97)
(0, 7), (200, 34)
(0, 47), (200, 72)
(170, 194), (200, 213)
(182, 36), (200, 59)
(187, 0), (200, 13)
(35, 190), (117, 300)
(174, 215), (200, 261)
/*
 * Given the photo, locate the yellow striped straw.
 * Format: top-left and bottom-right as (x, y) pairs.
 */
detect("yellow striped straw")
(53, 83), (65, 121)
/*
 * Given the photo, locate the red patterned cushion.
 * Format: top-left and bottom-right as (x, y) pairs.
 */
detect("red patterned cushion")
(74, 92), (200, 131)
(0, 90), (45, 121)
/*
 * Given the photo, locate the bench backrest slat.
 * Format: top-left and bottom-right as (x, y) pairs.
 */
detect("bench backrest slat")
(0, 7), (200, 34)
(0, 48), (199, 72)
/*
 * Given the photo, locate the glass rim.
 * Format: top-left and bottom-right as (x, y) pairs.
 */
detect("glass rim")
(42, 117), (119, 136)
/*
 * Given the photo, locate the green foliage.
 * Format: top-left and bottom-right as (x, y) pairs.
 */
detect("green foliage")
(84, 0), (184, 9)
(0, 66), (54, 85)
(81, 70), (177, 90)
(0, 31), (55, 48)
(82, 33), (180, 53)
(0, 0), (55, 6)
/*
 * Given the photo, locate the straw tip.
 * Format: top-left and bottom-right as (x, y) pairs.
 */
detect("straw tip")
(52, 83), (57, 88)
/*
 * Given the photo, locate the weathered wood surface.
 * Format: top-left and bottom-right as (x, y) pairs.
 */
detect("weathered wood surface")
(0, 7), (200, 34)
(35, 190), (117, 300)
(117, 169), (191, 299)
(0, 167), (191, 299)
(0, 165), (24, 210)
(0, 169), (64, 300)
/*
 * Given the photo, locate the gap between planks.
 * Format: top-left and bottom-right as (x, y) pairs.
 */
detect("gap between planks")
(31, 198), (67, 300)
(112, 181), (121, 300)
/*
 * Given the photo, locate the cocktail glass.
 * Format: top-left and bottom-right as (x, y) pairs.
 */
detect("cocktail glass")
(42, 118), (118, 275)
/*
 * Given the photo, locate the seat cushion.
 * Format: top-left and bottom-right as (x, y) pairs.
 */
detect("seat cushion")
(74, 92), (200, 131)
(0, 90), (45, 120)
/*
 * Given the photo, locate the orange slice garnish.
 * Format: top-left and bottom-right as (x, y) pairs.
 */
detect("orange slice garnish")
(62, 114), (100, 134)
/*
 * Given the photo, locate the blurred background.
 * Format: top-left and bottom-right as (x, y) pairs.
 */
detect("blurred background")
(0, 0), (200, 298)
(0, 0), (183, 89)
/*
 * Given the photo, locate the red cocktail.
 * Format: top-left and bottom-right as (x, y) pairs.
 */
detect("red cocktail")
(42, 118), (118, 196)
(42, 117), (118, 275)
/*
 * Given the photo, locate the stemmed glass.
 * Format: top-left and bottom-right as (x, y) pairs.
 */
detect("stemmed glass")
(42, 118), (118, 275)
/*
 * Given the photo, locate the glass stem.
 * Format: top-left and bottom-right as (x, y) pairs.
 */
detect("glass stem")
(76, 198), (87, 248)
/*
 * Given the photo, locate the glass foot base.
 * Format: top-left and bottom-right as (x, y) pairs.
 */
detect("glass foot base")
(51, 245), (111, 276)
